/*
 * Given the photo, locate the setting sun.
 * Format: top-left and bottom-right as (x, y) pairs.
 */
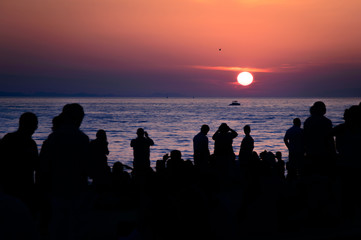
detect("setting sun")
(237, 72), (253, 86)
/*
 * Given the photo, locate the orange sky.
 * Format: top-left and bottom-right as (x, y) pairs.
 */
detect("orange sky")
(1, 0), (361, 96)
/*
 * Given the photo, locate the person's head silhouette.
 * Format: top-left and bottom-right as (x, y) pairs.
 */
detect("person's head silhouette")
(244, 125), (251, 135)
(52, 115), (63, 131)
(276, 151), (282, 161)
(170, 150), (182, 161)
(293, 118), (301, 127)
(312, 101), (326, 116)
(113, 161), (124, 174)
(345, 105), (361, 125)
(18, 112), (38, 136)
(219, 123), (229, 133)
(96, 129), (107, 141)
(136, 128), (145, 137)
(200, 124), (210, 135)
(61, 103), (84, 128)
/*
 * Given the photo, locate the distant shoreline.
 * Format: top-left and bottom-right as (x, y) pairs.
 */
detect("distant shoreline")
(0, 94), (360, 99)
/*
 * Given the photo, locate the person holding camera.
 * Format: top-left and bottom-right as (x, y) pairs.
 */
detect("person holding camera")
(212, 123), (238, 174)
(130, 128), (154, 173)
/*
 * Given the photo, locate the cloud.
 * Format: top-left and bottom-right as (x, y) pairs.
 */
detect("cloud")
(190, 62), (329, 73)
(190, 65), (273, 73)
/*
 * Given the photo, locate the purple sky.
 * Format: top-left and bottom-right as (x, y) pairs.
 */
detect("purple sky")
(1, 0), (361, 97)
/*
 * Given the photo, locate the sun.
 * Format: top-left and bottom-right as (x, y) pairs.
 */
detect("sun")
(237, 72), (253, 86)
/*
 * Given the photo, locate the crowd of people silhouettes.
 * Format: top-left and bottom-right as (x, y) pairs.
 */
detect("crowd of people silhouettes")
(0, 101), (361, 240)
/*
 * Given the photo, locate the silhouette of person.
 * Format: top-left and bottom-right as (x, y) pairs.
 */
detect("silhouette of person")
(111, 161), (132, 194)
(156, 154), (168, 176)
(333, 105), (361, 220)
(193, 124), (210, 171)
(130, 128), (154, 172)
(238, 126), (256, 216)
(165, 150), (183, 168)
(165, 150), (187, 183)
(38, 103), (90, 240)
(284, 118), (304, 178)
(90, 130), (109, 159)
(0, 112), (38, 211)
(39, 103), (90, 195)
(212, 123), (238, 175)
(333, 105), (361, 165)
(51, 115), (63, 132)
(238, 125), (254, 165)
(260, 150), (277, 174)
(212, 123), (238, 159)
(89, 129), (110, 190)
(303, 101), (336, 176)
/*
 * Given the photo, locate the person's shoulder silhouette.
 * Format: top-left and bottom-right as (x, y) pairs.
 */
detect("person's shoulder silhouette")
(212, 123), (238, 157)
(39, 103), (90, 196)
(111, 161), (131, 191)
(334, 105), (361, 166)
(193, 125), (210, 169)
(284, 118), (304, 153)
(89, 129), (110, 190)
(303, 101), (336, 176)
(240, 125), (254, 152)
(90, 129), (109, 159)
(0, 112), (38, 203)
(304, 101), (334, 153)
(130, 128), (154, 171)
(193, 125), (210, 152)
(166, 150), (185, 174)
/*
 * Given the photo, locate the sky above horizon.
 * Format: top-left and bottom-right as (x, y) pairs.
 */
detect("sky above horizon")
(1, 0), (361, 97)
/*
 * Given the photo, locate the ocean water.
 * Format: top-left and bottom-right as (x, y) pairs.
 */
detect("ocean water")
(0, 97), (360, 168)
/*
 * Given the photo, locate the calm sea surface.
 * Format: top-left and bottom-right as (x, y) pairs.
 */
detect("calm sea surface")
(0, 97), (360, 168)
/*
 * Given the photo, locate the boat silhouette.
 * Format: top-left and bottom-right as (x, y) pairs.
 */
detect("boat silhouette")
(229, 101), (240, 106)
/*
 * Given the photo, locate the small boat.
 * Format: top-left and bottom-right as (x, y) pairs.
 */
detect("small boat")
(229, 101), (240, 106)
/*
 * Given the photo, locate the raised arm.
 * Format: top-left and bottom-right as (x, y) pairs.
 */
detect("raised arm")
(230, 128), (238, 138)
(145, 131), (154, 146)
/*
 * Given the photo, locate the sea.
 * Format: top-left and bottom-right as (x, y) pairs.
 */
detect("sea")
(0, 97), (360, 168)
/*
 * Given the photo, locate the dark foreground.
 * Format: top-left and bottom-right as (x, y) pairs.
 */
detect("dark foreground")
(2, 157), (361, 240)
